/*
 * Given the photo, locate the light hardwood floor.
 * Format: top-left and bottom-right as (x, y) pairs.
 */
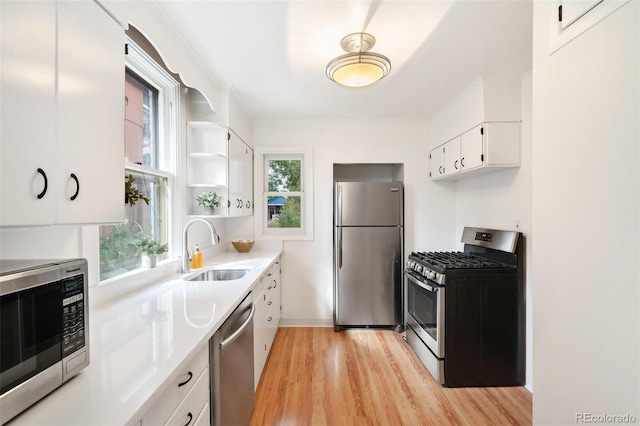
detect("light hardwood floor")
(251, 327), (532, 426)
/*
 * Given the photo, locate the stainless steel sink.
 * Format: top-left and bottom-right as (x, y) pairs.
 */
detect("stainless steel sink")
(185, 268), (249, 281)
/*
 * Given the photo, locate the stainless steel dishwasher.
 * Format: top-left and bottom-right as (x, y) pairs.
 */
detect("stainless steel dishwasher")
(210, 292), (255, 426)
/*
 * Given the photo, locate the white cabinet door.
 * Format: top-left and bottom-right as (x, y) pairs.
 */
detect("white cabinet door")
(228, 130), (253, 217)
(444, 137), (461, 177)
(0, 1), (57, 225)
(460, 124), (484, 171)
(253, 283), (269, 388)
(561, 0), (603, 29)
(430, 145), (445, 179)
(56, 1), (124, 224)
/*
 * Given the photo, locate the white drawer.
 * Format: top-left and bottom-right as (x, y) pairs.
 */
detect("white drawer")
(193, 402), (210, 426)
(143, 346), (208, 426)
(164, 368), (209, 426)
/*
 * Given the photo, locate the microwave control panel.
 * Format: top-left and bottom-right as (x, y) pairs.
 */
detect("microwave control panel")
(61, 274), (85, 357)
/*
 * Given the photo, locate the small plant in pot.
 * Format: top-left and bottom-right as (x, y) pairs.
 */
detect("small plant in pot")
(135, 235), (168, 268)
(196, 191), (222, 214)
(125, 174), (150, 206)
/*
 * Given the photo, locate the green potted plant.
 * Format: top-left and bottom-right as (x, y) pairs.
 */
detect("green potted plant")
(125, 174), (150, 206)
(135, 234), (168, 268)
(196, 191), (222, 214)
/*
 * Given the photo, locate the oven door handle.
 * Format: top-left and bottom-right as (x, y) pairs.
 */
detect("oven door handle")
(406, 272), (440, 292)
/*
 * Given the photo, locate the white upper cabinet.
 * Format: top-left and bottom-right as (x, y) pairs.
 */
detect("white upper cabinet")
(186, 123), (253, 217)
(429, 79), (521, 181)
(561, 0), (603, 29)
(56, 0), (124, 224)
(444, 137), (461, 177)
(1, 1), (124, 226)
(1, 1), (57, 225)
(227, 130), (253, 217)
(430, 144), (446, 179)
(431, 123), (521, 181)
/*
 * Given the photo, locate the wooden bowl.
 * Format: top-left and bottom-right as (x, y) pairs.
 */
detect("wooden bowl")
(232, 240), (254, 253)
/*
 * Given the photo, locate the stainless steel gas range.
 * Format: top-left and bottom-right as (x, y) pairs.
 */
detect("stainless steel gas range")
(404, 227), (525, 387)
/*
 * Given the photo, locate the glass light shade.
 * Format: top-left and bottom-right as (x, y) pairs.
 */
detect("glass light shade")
(326, 52), (391, 88)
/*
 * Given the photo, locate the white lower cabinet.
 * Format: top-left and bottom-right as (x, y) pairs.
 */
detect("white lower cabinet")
(163, 370), (209, 426)
(253, 258), (281, 388)
(193, 403), (211, 426)
(142, 345), (209, 426)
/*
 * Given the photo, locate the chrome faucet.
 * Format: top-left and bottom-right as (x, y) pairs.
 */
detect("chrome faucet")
(182, 217), (220, 273)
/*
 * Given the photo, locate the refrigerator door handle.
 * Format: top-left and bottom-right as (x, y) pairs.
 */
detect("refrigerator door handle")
(338, 226), (343, 269)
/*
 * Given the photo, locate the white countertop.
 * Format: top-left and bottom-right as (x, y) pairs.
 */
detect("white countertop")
(10, 249), (282, 426)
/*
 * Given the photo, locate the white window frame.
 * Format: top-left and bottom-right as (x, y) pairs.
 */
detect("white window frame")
(254, 146), (314, 241)
(97, 37), (180, 284)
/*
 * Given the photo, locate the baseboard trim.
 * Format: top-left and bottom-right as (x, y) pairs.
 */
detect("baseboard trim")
(279, 318), (333, 327)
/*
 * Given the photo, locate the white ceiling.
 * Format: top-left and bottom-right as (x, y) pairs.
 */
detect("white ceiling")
(157, 0), (533, 121)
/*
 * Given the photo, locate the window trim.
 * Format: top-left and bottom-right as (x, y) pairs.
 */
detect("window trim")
(125, 37), (180, 259)
(96, 37), (180, 284)
(254, 146), (314, 241)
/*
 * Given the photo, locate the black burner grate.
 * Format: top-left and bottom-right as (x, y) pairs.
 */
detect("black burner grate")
(410, 251), (509, 271)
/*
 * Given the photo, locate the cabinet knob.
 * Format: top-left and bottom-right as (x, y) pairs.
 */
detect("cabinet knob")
(267, 301), (272, 306)
(267, 317), (272, 322)
(36, 168), (48, 199)
(267, 285), (272, 290)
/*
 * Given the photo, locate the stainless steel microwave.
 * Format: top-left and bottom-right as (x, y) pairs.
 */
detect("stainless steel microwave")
(0, 259), (89, 424)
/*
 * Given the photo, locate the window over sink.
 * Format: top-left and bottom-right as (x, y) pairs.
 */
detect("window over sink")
(99, 37), (179, 281)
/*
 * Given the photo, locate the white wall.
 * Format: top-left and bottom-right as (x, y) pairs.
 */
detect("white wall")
(454, 73), (533, 389)
(253, 119), (455, 325)
(532, 2), (639, 424)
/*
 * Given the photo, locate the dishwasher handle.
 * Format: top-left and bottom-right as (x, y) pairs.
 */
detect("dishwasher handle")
(220, 302), (255, 350)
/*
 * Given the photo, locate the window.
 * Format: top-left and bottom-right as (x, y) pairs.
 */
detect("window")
(255, 146), (314, 241)
(99, 38), (179, 281)
(266, 157), (302, 229)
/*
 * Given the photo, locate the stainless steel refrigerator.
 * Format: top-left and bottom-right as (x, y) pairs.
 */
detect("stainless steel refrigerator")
(333, 181), (404, 332)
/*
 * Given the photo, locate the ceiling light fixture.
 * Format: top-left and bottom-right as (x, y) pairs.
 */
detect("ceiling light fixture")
(326, 32), (391, 88)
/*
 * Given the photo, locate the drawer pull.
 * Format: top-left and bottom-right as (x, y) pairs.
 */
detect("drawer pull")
(178, 371), (193, 387)
(183, 413), (193, 426)
(273, 279), (277, 287)
(267, 273), (272, 277)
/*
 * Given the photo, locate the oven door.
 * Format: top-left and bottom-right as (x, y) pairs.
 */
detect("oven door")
(406, 272), (445, 358)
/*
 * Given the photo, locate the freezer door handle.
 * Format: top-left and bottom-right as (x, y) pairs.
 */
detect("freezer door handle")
(337, 183), (342, 227)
